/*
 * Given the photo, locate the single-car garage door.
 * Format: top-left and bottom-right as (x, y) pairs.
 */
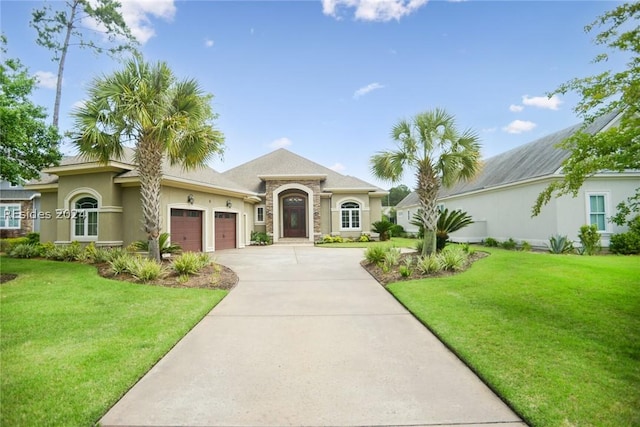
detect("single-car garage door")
(171, 209), (202, 252)
(215, 212), (236, 250)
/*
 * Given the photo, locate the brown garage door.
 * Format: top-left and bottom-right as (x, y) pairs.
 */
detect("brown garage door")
(215, 212), (236, 250)
(170, 209), (202, 252)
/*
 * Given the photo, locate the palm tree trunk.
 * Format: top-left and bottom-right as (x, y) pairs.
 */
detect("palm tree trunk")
(137, 138), (163, 262)
(416, 161), (439, 256)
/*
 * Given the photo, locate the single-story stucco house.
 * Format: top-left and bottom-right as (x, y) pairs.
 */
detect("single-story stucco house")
(0, 180), (42, 238)
(25, 148), (386, 252)
(395, 112), (639, 248)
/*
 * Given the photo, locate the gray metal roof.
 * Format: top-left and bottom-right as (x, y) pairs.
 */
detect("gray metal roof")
(221, 148), (383, 194)
(439, 112), (620, 198)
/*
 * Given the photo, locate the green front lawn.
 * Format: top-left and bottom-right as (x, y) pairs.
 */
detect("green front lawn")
(0, 257), (227, 427)
(388, 248), (640, 426)
(317, 236), (417, 249)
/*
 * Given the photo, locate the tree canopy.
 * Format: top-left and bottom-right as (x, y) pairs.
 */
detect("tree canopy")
(0, 36), (61, 185)
(533, 2), (640, 225)
(371, 108), (481, 255)
(31, 0), (138, 128)
(384, 184), (411, 206)
(72, 55), (225, 261)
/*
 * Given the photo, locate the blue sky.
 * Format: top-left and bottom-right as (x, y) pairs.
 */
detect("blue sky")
(1, 0), (628, 189)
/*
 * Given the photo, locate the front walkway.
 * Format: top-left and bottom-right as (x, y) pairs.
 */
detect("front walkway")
(101, 245), (524, 427)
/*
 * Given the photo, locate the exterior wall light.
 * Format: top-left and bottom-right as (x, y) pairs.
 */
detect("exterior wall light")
(226, 199), (232, 208)
(187, 194), (194, 205)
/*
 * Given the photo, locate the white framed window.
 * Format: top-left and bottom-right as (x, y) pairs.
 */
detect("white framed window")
(437, 203), (445, 213)
(340, 201), (361, 230)
(73, 197), (98, 239)
(586, 192), (609, 232)
(0, 204), (21, 229)
(255, 205), (265, 224)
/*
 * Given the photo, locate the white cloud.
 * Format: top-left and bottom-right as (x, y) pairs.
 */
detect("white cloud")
(509, 104), (524, 113)
(329, 162), (346, 172)
(34, 71), (57, 89)
(322, 0), (428, 22)
(503, 120), (537, 134)
(353, 82), (384, 99)
(269, 137), (292, 149)
(83, 0), (176, 45)
(205, 39), (214, 48)
(522, 94), (563, 110)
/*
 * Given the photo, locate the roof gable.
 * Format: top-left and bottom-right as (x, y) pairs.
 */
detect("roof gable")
(221, 148), (382, 193)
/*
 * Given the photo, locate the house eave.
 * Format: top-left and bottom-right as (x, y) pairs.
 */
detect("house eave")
(323, 187), (382, 193)
(44, 161), (134, 176)
(113, 175), (258, 199)
(23, 183), (59, 192)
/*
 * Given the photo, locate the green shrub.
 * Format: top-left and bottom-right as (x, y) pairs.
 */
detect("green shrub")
(460, 242), (475, 255)
(109, 254), (135, 275)
(172, 252), (211, 275)
(383, 247), (402, 272)
(359, 234), (371, 242)
(390, 224), (405, 238)
(578, 224), (601, 255)
(331, 235), (344, 243)
(364, 245), (386, 265)
(43, 241), (84, 261)
(414, 239), (424, 252)
(399, 257), (414, 277)
(438, 245), (468, 271)
(0, 237), (29, 253)
(609, 232), (640, 255)
(9, 243), (42, 259)
(416, 254), (442, 274)
(251, 231), (271, 245)
(548, 235), (575, 254)
(519, 241), (532, 252)
(26, 232), (40, 245)
(500, 238), (518, 250)
(128, 257), (167, 283)
(483, 237), (498, 247)
(40, 241), (56, 257)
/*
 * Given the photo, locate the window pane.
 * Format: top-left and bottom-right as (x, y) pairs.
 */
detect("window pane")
(590, 195), (605, 213)
(257, 207), (264, 222)
(76, 197), (97, 209)
(341, 211), (349, 228)
(590, 214), (605, 231)
(342, 202), (359, 209)
(88, 212), (98, 236)
(75, 217), (85, 236)
(352, 210), (360, 228)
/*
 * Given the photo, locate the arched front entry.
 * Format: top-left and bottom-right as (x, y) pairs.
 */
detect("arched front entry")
(282, 194), (307, 238)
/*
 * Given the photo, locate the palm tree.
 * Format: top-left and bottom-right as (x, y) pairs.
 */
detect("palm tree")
(371, 108), (481, 256)
(71, 55), (225, 262)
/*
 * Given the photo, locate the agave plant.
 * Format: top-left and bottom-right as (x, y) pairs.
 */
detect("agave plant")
(412, 208), (474, 251)
(548, 234), (575, 254)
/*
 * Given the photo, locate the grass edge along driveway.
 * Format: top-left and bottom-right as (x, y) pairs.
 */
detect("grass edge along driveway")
(0, 257), (227, 427)
(388, 248), (640, 427)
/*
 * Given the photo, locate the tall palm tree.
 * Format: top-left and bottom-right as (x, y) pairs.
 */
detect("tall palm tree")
(371, 108), (481, 256)
(71, 55), (225, 262)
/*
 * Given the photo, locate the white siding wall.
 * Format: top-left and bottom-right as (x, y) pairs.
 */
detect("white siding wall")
(440, 175), (638, 248)
(396, 205), (420, 234)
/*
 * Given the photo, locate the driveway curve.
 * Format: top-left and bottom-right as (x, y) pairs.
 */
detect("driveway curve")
(101, 245), (524, 427)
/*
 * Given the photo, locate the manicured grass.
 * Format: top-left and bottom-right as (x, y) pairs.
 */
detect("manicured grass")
(0, 257), (227, 427)
(387, 248), (640, 426)
(317, 236), (417, 249)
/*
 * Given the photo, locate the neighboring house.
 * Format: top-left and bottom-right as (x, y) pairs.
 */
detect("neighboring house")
(395, 112), (639, 247)
(0, 180), (41, 238)
(25, 148), (386, 251)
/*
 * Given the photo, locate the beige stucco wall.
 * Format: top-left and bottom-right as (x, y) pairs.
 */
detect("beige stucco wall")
(320, 196), (331, 235)
(121, 186), (146, 246)
(329, 193), (372, 238)
(37, 192), (58, 243)
(161, 186), (248, 252)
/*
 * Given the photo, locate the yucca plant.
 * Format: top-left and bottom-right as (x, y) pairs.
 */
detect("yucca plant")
(364, 245), (386, 265)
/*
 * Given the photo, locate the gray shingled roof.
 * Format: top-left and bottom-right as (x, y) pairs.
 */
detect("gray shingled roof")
(0, 189), (39, 200)
(221, 148), (383, 194)
(439, 112), (620, 198)
(396, 191), (420, 208)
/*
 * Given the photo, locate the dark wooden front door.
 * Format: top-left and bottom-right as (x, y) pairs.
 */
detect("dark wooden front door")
(170, 209), (202, 252)
(283, 196), (306, 238)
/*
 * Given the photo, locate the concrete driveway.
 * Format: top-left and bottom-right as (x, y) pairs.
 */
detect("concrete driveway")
(101, 245), (524, 427)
